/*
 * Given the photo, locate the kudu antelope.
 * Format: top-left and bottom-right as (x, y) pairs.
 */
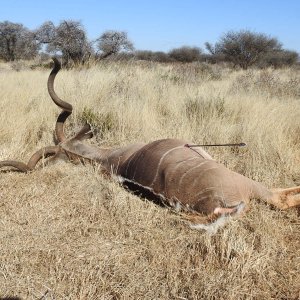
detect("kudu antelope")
(1, 58), (299, 232)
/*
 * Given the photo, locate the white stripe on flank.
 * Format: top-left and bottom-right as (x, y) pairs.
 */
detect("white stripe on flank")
(132, 149), (149, 180)
(124, 150), (140, 177)
(194, 187), (217, 198)
(150, 146), (183, 187)
(172, 156), (199, 172)
(178, 160), (211, 190)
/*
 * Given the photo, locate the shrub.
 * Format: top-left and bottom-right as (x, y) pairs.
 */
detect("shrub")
(206, 30), (283, 69)
(135, 50), (172, 62)
(257, 50), (299, 68)
(168, 46), (203, 63)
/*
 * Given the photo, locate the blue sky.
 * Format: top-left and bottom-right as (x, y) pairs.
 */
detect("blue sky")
(1, 0), (299, 52)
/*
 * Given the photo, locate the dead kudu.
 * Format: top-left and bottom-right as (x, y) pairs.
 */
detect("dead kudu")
(1, 58), (300, 232)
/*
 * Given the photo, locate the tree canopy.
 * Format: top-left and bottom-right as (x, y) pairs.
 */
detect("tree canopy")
(0, 21), (39, 61)
(96, 30), (134, 59)
(205, 30), (290, 69)
(0, 21), (298, 68)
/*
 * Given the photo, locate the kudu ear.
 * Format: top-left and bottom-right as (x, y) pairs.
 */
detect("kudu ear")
(73, 123), (94, 141)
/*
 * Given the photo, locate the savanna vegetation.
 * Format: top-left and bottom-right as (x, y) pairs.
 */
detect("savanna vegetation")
(0, 20), (299, 68)
(0, 58), (299, 299)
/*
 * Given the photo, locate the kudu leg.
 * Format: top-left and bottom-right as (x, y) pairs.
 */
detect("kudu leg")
(0, 146), (59, 172)
(270, 187), (300, 209)
(182, 202), (246, 233)
(186, 210), (238, 234)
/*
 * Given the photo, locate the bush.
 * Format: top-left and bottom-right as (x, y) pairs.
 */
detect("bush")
(231, 69), (300, 98)
(135, 50), (172, 62)
(168, 46), (203, 63)
(185, 96), (225, 121)
(257, 50), (299, 68)
(206, 30), (283, 69)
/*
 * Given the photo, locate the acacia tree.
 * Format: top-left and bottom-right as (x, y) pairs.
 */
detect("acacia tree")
(206, 30), (283, 69)
(36, 20), (93, 65)
(96, 30), (134, 59)
(0, 21), (39, 61)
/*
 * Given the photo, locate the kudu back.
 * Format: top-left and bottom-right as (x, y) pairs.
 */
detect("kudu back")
(1, 58), (299, 232)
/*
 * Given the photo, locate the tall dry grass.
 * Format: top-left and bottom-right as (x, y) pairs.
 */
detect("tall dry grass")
(0, 61), (299, 299)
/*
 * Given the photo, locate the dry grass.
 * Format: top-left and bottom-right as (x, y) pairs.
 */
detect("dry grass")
(0, 61), (299, 299)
